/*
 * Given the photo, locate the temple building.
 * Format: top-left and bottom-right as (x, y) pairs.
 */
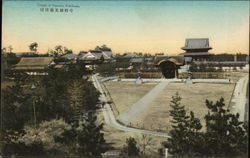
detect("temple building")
(179, 38), (214, 61)
(13, 57), (55, 75)
(154, 55), (185, 78)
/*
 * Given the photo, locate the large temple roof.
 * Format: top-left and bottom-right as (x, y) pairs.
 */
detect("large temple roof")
(181, 38), (212, 50)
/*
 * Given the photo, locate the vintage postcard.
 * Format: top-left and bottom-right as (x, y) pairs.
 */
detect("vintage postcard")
(1, 0), (249, 157)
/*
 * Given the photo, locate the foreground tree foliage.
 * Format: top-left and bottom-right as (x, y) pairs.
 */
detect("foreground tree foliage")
(203, 98), (248, 155)
(163, 93), (248, 157)
(56, 112), (106, 156)
(2, 119), (70, 156)
(164, 93), (202, 155)
(1, 83), (32, 131)
(1, 63), (107, 156)
(120, 137), (140, 157)
(139, 134), (154, 155)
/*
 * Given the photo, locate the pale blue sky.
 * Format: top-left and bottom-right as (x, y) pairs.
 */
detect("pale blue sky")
(2, 0), (249, 54)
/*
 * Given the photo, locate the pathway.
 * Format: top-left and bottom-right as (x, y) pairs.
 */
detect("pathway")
(91, 74), (170, 138)
(91, 75), (233, 137)
(229, 74), (249, 122)
(117, 81), (170, 125)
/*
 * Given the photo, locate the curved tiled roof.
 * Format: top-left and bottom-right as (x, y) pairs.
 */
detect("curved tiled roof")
(181, 38), (212, 50)
(154, 55), (185, 66)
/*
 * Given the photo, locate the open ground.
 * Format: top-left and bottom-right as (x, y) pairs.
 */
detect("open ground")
(104, 81), (235, 132)
(103, 82), (157, 115)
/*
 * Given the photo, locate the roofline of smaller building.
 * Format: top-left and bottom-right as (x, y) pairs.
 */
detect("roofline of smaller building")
(181, 47), (212, 50)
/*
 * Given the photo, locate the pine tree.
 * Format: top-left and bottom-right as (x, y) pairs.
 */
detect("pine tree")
(166, 93), (203, 155)
(186, 111), (202, 154)
(164, 96), (248, 156)
(67, 80), (86, 116)
(166, 93), (190, 154)
(77, 112), (106, 156)
(204, 98), (248, 156)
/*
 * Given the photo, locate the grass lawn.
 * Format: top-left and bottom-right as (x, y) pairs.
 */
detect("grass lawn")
(103, 82), (157, 116)
(131, 82), (235, 132)
(103, 81), (235, 132)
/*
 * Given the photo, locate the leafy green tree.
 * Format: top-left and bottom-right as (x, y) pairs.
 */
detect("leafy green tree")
(96, 63), (117, 76)
(139, 134), (153, 155)
(1, 60), (105, 156)
(0, 82), (46, 156)
(51, 45), (71, 57)
(209, 53), (247, 62)
(2, 119), (71, 156)
(199, 63), (207, 72)
(56, 112), (106, 156)
(121, 137), (140, 157)
(1, 84), (31, 131)
(39, 68), (76, 122)
(101, 44), (108, 49)
(95, 44), (111, 51)
(1, 52), (21, 81)
(29, 42), (38, 53)
(95, 46), (101, 50)
(64, 48), (73, 54)
(38, 64), (97, 120)
(5, 53), (20, 66)
(54, 45), (63, 56)
(189, 63), (198, 72)
(2, 135), (45, 156)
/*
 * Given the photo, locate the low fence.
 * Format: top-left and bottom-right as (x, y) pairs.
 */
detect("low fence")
(179, 72), (230, 79)
(119, 72), (230, 79)
(119, 72), (163, 78)
(101, 83), (120, 116)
